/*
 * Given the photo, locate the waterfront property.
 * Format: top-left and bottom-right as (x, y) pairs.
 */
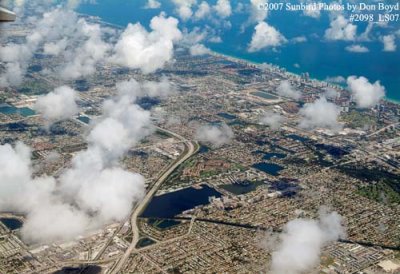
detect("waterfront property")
(141, 185), (222, 218)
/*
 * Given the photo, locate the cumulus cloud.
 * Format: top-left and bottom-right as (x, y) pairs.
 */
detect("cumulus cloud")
(268, 209), (345, 274)
(181, 27), (208, 45)
(248, 22), (286, 52)
(382, 34), (396, 52)
(194, 1), (211, 20)
(214, 0), (232, 18)
(116, 77), (174, 100)
(43, 38), (68, 55)
(0, 63), (24, 87)
(325, 15), (357, 41)
(345, 44), (369, 53)
(145, 0), (161, 9)
(299, 97), (341, 130)
(240, 0), (269, 31)
(0, 142), (32, 212)
(1, 8), (182, 86)
(34, 86), (79, 125)
(190, 44), (211, 56)
(0, 78), (172, 244)
(291, 36), (307, 43)
(347, 76), (385, 108)
(0, 8), (79, 87)
(324, 87), (338, 99)
(325, 76), (346, 84)
(67, 0), (97, 9)
(171, 0), (196, 21)
(209, 35), (222, 43)
(303, 6), (320, 19)
(249, 0), (268, 23)
(195, 123), (234, 147)
(111, 13), (182, 74)
(60, 19), (111, 80)
(260, 111), (284, 130)
(0, 142), (92, 243)
(276, 80), (301, 100)
(21, 200), (91, 244)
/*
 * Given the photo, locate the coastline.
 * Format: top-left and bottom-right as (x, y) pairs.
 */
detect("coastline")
(76, 11), (399, 106)
(210, 49), (400, 105)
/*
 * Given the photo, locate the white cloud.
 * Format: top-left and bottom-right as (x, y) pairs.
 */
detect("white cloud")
(111, 13), (182, 74)
(195, 123), (234, 147)
(347, 76), (386, 108)
(87, 118), (130, 155)
(60, 19), (111, 80)
(248, 22), (286, 52)
(291, 36), (307, 43)
(43, 38), (68, 55)
(209, 36), (222, 43)
(67, 0), (97, 9)
(0, 63), (24, 87)
(171, 0), (196, 21)
(324, 87), (338, 99)
(382, 34), (396, 52)
(21, 200), (91, 244)
(34, 86), (79, 125)
(0, 142), (92, 243)
(345, 44), (369, 53)
(249, 0), (268, 23)
(214, 0), (232, 18)
(181, 27), (208, 45)
(190, 44), (211, 56)
(240, 0), (268, 31)
(358, 22), (374, 42)
(325, 76), (346, 84)
(64, 166), (145, 223)
(303, 6), (320, 19)
(260, 111), (284, 130)
(0, 142), (32, 212)
(1, 9), (183, 83)
(325, 15), (357, 41)
(0, 8), (79, 87)
(115, 77), (174, 100)
(0, 78), (171, 244)
(269, 209), (345, 274)
(299, 97), (341, 130)
(145, 0), (161, 9)
(276, 80), (301, 100)
(194, 1), (211, 20)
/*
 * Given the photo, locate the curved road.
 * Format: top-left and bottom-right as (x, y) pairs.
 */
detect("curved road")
(111, 128), (198, 273)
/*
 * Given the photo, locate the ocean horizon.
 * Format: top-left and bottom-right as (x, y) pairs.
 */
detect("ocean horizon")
(78, 0), (400, 102)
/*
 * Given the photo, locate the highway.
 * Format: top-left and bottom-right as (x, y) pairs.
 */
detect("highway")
(110, 127), (198, 274)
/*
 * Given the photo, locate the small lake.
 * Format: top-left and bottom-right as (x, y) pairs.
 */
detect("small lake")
(252, 163), (284, 176)
(218, 112), (237, 120)
(136, 237), (156, 248)
(254, 151), (287, 161)
(198, 145), (209, 154)
(221, 181), (265, 195)
(77, 116), (90, 124)
(287, 134), (309, 143)
(0, 104), (35, 117)
(315, 144), (350, 159)
(53, 265), (102, 274)
(0, 218), (23, 230)
(141, 184), (222, 218)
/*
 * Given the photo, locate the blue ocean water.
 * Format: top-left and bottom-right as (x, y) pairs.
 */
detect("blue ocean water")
(78, 0), (400, 102)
